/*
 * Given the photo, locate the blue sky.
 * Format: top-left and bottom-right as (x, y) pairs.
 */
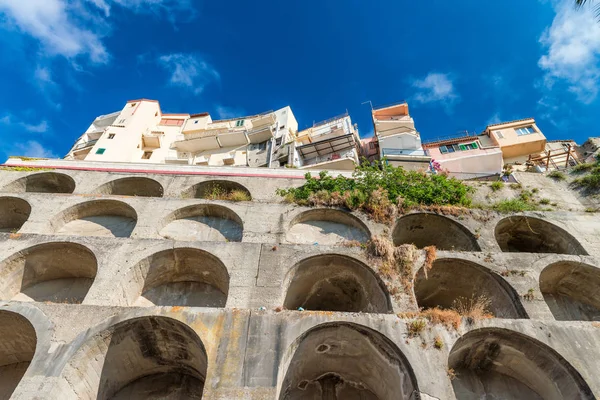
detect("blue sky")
(0, 0), (599, 160)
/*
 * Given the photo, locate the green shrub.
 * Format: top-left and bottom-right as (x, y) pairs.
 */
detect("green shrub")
(572, 163), (595, 173)
(572, 174), (600, 190)
(539, 198), (551, 205)
(548, 171), (566, 181)
(276, 162), (474, 222)
(492, 199), (538, 213)
(490, 181), (503, 192)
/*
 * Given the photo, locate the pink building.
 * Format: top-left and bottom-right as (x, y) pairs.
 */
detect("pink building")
(423, 133), (503, 179)
(359, 137), (380, 162)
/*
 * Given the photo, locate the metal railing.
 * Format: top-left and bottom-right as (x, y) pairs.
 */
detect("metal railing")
(303, 149), (358, 166)
(382, 148), (429, 157)
(72, 139), (98, 151)
(422, 131), (478, 145)
(312, 112), (349, 128)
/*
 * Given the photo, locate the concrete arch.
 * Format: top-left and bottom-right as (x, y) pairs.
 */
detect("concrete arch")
(159, 204), (243, 242)
(495, 216), (587, 255)
(0, 196), (31, 232)
(392, 213), (481, 251)
(127, 248), (229, 307)
(277, 322), (419, 399)
(414, 258), (527, 319)
(283, 254), (392, 313)
(0, 310), (37, 399)
(2, 172), (75, 193)
(52, 199), (137, 238)
(0, 242), (97, 303)
(287, 209), (370, 245)
(93, 176), (164, 197)
(59, 316), (207, 399)
(449, 328), (595, 400)
(183, 179), (252, 200)
(540, 261), (600, 321)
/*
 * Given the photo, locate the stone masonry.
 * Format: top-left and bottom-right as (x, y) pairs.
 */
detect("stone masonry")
(0, 163), (600, 399)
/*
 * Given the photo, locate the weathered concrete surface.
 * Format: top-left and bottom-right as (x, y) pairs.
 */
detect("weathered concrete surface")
(0, 167), (600, 399)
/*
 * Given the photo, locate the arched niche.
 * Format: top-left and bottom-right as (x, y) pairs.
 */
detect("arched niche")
(277, 322), (419, 399)
(414, 258), (527, 319)
(284, 254), (392, 313)
(159, 204), (243, 242)
(2, 172), (75, 193)
(59, 316), (207, 399)
(0, 311), (36, 399)
(392, 213), (480, 251)
(128, 248), (229, 307)
(287, 209), (370, 245)
(183, 180), (252, 201)
(52, 200), (137, 238)
(0, 242), (97, 303)
(540, 261), (600, 321)
(0, 197), (31, 232)
(93, 177), (164, 197)
(449, 328), (595, 400)
(495, 216), (587, 255)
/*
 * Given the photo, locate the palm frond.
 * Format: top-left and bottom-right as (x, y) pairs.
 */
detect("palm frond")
(575, 0), (600, 19)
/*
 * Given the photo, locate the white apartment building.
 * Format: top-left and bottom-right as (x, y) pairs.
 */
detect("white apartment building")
(292, 113), (360, 170)
(169, 106), (298, 168)
(65, 100), (298, 168)
(371, 101), (431, 170)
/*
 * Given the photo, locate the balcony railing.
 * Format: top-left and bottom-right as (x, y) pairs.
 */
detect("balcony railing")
(382, 148), (429, 157)
(303, 149), (358, 167)
(72, 139), (98, 152)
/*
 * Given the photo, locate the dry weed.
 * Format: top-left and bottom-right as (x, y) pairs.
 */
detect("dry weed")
(422, 245), (437, 279)
(406, 319), (427, 338)
(366, 235), (395, 262)
(434, 335), (444, 349)
(452, 295), (493, 323)
(399, 307), (461, 331)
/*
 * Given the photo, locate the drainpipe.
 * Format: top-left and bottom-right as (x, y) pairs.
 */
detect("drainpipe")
(267, 121), (279, 168)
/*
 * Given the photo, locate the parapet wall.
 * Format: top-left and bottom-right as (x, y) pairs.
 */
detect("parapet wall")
(0, 165), (600, 399)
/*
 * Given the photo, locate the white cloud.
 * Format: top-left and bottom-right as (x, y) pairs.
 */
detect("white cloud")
(12, 140), (57, 158)
(0, 0), (194, 64)
(0, 114), (49, 133)
(158, 53), (220, 95)
(411, 72), (459, 111)
(0, 0), (108, 63)
(539, 0), (600, 104)
(486, 112), (503, 126)
(215, 105), (245, 119)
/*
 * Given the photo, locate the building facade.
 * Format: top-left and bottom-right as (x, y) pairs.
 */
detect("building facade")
(371, 102), (431, 170)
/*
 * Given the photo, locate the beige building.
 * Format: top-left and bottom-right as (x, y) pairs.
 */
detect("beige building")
(65, 100), (298, 168)
(292, 113), (360, 170)
(483, 118), (547, 164)
(371, 102), (430, 170)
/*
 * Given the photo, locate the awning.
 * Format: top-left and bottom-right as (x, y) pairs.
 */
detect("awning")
(297, 133), (356, 159)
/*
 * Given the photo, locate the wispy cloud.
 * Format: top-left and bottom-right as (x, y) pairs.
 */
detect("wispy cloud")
(12, 140), (57, 158)
(411, 72), (460, 112)
(158, 53), (220, 95)
(215, 105), (245, 119)
(538, 0), (600, 104)
(486, 112), (503, 126)
(0, 113), (49, 133)
(0, 0), (195, 65)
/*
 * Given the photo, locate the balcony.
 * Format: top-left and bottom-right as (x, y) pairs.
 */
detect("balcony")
(173, 126), (249, 152)
(297, 133), (359, 171)
(247, 125), (275, 144)
(381, 148), (429, 157)
(300, 149), (358, 171)
(72, 139), (98, 153)
(165, 151), (190, 164)
(251, 113), (276, 130)
(142, 131), (163, 149)
(86, 128), (105, 140)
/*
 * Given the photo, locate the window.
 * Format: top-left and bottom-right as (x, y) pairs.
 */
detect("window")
(516, 126), (535, 136)
(369, 142), (378, 149)
(275, 137), (283, 146)
(131, 103), (136, 107)
(439, 142), (478, 154)
(280, 125), (285, 130)
(194, 120), (199, 124)
(495, 131), (504, 139)
(108, 134), (115, 139)
(235, 119), (245, 127)
(96, 148), (106, 155)
(142, 151), (152, 160)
